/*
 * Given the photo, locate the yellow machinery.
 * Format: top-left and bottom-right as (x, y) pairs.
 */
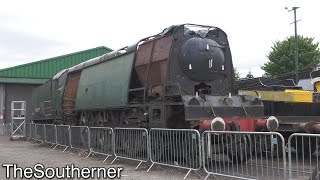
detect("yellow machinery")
(240, 89), (315, 103)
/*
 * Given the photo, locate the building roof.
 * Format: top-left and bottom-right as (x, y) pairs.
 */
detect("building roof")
(0, 46), (112, 84)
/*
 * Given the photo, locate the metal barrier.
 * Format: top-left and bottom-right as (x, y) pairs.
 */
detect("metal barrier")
(288, 133), (320, 180)
(70, 126), (90, 151)
(0, 123), (4, 136)
(87, 127), (114, 161)
(202, 131), (286, 180)
(30, 123), (36, 140)
(25, 123), (31, 139)
(147, 128), (201, 179)
(35, 124), (45, 143)
(54, 125), (70, 151)
(0, 123), (11, 136)
(10, 101), (26, 138)
(23, 124), (313, 179)
(45, 124), (56, 146)
(111, 128), (149, 169)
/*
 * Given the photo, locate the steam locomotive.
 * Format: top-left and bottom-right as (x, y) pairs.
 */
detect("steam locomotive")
(32, 24), (276, 132)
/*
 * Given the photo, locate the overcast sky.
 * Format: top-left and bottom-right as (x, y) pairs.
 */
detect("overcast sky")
(0, 0), (318, 77)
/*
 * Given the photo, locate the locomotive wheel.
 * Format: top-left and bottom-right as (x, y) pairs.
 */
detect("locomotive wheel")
(227, 134), (252, 164)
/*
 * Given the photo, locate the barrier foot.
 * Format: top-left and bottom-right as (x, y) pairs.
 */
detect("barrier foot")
(111, 157), (117, 164)
(147, 162), (154, 172)
(204, 174), (218, 180)
(86, 152), (92, 159)
(63, 146), (68, 152)
(50, 144), (55, 148)
(103, 155), (110, 163)
(86, 152), (91, 159)
(194, 171), (201, 179)
(53, 145), (58, 150)
(183, 169), (192, 180)
(135, 161), (143, 170)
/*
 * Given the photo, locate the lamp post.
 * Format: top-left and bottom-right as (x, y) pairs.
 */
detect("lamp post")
(286, 6), (300, 83)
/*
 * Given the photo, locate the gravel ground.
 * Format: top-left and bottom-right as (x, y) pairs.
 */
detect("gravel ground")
(0, 137), (210, 180)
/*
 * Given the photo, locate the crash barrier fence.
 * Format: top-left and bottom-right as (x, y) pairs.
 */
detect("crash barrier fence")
(148, 128), (201, 179)
(0, 123), (11, 136)
(25, 123), (31, 139)
(54, 125), (70, 152)
(30, 123), (36, 140)
(44, 124), (56, 146)
(288, 133), (320, 180)
(202, 131), (287, 180)
(111, 128), (149, 169)
(86, 127), (113, 162)
(70, 126), (90, 151)
(20, 123), (320, 180)
(35, 124), (45, 143)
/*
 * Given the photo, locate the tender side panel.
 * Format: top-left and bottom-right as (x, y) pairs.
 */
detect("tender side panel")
(63, 72), (81, 112)
(75, 52), (135, 109)
(51, 71), (68, 120)
(134, 35), (172, 86)
(32, 80), (52, 120)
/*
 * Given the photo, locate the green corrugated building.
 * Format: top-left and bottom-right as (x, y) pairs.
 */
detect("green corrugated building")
(0, 46), (112, 123)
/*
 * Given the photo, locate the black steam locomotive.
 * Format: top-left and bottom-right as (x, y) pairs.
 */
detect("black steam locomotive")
(33, 24), (275, 132)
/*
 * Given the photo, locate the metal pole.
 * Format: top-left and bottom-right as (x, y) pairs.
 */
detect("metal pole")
(293, 7), (299, 83)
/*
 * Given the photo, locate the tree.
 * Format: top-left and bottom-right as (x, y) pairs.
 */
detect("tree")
(234, 67), (240, 80)
(261, 35), (320, 78)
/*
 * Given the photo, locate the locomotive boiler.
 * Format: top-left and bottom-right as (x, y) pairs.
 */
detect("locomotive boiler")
(32, 24), (276, 132)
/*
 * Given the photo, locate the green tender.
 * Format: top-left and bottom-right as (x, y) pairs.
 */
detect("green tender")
(75, 52), (135, 109)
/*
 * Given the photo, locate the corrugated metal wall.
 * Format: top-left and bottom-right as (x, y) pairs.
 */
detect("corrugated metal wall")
(0, 46), (112, 79)
(0, 46), (113, 123)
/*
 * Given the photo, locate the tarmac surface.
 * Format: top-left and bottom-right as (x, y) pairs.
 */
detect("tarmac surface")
(0, 137), (207, 180)
(0, 136), (315, 180)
